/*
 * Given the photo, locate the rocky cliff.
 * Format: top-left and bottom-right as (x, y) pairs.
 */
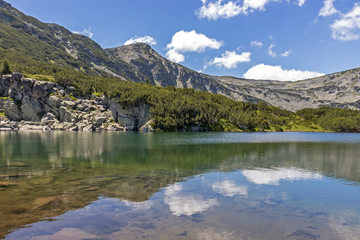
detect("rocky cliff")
(0, 73), (153, 132)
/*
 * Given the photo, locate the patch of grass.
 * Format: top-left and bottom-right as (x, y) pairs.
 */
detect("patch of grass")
(23, 74), (55, 82)
(92, 91), (103, 98)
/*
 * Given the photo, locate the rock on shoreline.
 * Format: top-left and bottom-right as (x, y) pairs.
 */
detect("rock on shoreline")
(0, 73), (154, 132)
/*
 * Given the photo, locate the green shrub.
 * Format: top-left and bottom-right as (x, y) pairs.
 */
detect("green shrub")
(1, 60), (12, 75)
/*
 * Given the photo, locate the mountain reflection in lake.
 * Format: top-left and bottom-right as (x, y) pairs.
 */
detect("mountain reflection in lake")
(1, 132), (360, 240)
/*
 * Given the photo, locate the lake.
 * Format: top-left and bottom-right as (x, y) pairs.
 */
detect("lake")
(1, 132), (360, 240)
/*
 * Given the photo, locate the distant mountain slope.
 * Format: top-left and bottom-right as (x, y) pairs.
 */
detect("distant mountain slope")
(216, 67), (360, 111)
(106, 43), (217, 89)
(107, 43), (360, 111)
(0, 0), (359, 111)
(0, 0), (133, 79)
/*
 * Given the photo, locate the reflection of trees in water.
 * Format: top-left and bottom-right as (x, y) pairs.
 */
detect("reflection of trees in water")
(0, 132), (360, 238)
(219, 142), (360, 183)
(1, 132), (360, 183)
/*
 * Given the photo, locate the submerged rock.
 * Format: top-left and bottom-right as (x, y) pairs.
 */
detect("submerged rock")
(32, 196), (57, 209)
(0, 181), (18, 187)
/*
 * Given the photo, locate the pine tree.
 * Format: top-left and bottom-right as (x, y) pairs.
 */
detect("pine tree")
(1, 60), (12, 75)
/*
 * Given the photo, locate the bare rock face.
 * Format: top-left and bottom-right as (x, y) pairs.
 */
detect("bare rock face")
(59, 106), (73, 122)
(0, 74), (150, 132)
(107, 97), (151, 131)
(2, 98), (22, 121)
(21, 96), (42, 121)
(139, 120), (155, 132)
(105, 43), (228, 95)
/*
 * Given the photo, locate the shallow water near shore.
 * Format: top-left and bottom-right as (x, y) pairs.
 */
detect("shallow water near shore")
(1, 131), (360, 240)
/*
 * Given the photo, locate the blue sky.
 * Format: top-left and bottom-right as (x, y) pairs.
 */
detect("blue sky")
(6, 0), (360, 81)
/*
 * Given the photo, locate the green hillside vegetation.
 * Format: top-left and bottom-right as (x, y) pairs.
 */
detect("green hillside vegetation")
(297, 107), (360, 133)
(47, 69), (359, 132)
(1, 58), (359, 132)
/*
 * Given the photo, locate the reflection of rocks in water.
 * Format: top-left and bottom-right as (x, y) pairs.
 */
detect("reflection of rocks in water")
(5, 162), (30, 167)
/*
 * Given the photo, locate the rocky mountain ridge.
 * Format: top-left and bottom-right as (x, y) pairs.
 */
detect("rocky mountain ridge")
(0, 0), (360, 112)
(109, 43), (360, 111)
(216, 67), (360, 111)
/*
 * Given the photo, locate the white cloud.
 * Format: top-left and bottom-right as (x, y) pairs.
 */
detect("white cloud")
(330, 3), (360, 41)
(297, 0), (306, 7)
(268, 44), (277, 57)
(319, 0), (338, 17)
(73, 27), (94, 38)
(242, 168), (323, 185)
(243, 0), (273, 11)
(166, 49), (185, 63)
(196, 0), (305, 20)
(286, 0), (306, 7)
(243, 64), (325, 81)
(212, 180), (248, 197)
(209, 51), (251, 69)
(166, 30), (223, 63)
(124, 35), (157, 46)
(281, 50), (292, 57)
(196, 0), (245, 20)
(167, 30), (223, 53)
(164, 183), (217, 216)
(250, 40), (263, 47)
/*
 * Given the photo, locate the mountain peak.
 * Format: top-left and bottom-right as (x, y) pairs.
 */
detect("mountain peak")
(0, 0), (10, 8)
(129, 42), (152, 49)
(108, 42), (152, 52)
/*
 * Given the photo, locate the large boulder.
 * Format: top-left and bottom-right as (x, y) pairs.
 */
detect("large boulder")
(139, 120), (155, 132)
(93, 115), (107, 127)
(59, 106), (73, 122)
(0, 75), (11, 97)
(11, 72), (23, 82)
(31, 81), (47, 98)
(20, 96), (43, 121)
(61, 100), (76, 109)
(3, 99), (22, 121)
(20, 78), (35, 92)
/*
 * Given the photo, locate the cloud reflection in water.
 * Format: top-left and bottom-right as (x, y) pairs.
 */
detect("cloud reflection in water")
(212, 180), (248, 197)
(242, 168), (322, 185)
(164, 184), (218, 216)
